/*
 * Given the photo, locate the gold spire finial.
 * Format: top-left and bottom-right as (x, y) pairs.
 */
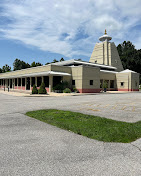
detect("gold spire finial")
(105, 29), (107, 35)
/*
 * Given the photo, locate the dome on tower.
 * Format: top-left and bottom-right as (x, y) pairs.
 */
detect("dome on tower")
(99, 29), (112, 42)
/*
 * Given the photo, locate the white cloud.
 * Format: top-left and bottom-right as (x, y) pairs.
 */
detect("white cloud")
(0, 0), (141, 59)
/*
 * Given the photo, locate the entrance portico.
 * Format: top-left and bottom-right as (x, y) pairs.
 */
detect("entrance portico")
(0, 71), (71, 93)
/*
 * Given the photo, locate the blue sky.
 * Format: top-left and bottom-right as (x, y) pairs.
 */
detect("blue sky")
(0, 0), (141, 69)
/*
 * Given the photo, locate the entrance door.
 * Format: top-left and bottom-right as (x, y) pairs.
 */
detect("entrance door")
(53, 76), (62, 87)
(10, 79), (12, 88)
(26, 77), (30, 90)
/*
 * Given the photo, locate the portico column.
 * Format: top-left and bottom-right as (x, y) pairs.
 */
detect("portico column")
(108, 80), (110, 90)
(42, 76), (44, 83)
(21, 78), (22, 90)
(103, 79), (105, 90)
(12, 79), (14, 89)
(4, 79), (6, 88)
(25, 77), (27, 90)
(30, 77), (32, 90)
(35, 77), (37, 87)
(6, 79), (7, 88)
(17, 78), (18, 89)
(13, 79), (15, 89)
(49, 75), (53, 92)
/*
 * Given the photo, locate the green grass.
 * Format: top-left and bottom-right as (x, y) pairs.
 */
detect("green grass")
(26, 109), (141, 143)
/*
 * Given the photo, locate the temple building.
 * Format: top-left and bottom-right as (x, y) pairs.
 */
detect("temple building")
(0, 30), (139, 93)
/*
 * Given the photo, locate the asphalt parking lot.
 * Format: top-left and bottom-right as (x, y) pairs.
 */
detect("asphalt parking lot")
(0, 92), (141, 175)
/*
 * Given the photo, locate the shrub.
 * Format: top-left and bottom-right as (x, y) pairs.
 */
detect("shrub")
(103, 81), (108, 89)
(53, 81), (70, 92)
(53, 83), (64, 91)
(63, 88), (71, 93)
(38, 82), (47, 94)
(73, 87), (79, 93)
(32, 85), (38, 94)
(62, 81), (69, 89)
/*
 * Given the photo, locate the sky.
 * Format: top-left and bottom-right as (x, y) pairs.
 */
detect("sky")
(0, 0), (141, 69)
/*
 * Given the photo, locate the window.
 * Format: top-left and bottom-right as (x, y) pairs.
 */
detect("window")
(135, 81), (137, 87)
(44, 76), (49, 87)
(72, 80), (75, 85)
(31, 77), (35, 87)
(22, 78), (25, 86)
(18, 78), (21, 86)
(10, 79), (12, 88)
(110, 80), (114, 88)
(15, 78), (17, 86)
(37, 77), (42, 87)
(121, 82), (124, 86)
(90, 80), (93, 85)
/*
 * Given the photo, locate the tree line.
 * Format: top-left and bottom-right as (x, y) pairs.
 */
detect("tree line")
(117, 41), (141, 83)
(0, 41), (140, 83)
(0, 58), (64, 73)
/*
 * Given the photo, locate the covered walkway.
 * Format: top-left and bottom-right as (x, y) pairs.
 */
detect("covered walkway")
(0, 71), (71, 92)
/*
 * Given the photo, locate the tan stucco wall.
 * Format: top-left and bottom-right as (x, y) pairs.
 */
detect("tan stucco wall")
(82, 66), (100, 89)
(0, 65), (72, 79)
(71, 66), (83, 89)
(131, 72), (139, 90)
(116, 72), (131, 90)
(0, 65), (51, 78)
(100, 71), (116, 89)
(100, 71), (116, 80)
(51, 65), (71, 74)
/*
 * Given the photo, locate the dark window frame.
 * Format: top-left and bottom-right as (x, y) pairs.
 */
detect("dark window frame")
(15, 78), (17, 86)
(121, 82), (124, 86)
(44, 76), (49, 87)
(72, 80), (75, 86)
(18, 78), (21, 86)
(22, 78), (25, 86)
(31, 77), (35, 87)
(90, 80), (93, 85)
(110, 80), (114, 88)
(37, 77), (42, 87)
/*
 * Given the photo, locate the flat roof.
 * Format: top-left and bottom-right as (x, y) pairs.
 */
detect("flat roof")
(0, 71), (71, 79)
(52, 59), (117, 70)
(100, 70), (118, 74)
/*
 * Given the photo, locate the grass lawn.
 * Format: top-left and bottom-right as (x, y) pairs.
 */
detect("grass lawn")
(26, 109), (141, 143)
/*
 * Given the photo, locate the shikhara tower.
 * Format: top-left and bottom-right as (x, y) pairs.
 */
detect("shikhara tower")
(90, 30), (123, 72)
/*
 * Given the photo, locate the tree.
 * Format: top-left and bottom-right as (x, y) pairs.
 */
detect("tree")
(0, 68), (2, 73)
(32, 85), (38, 94)
(52, 59), (58, 63)
(60, 58), (64, 62)
(117, 41), (141, 83)
(45, 62), (50, 65)
(2, 64), (11, 73)
(117, 41), (136, 70)
(31, 61), (42, 67)
(38, 82), (47, 94)
(13, 58), (30, 71)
